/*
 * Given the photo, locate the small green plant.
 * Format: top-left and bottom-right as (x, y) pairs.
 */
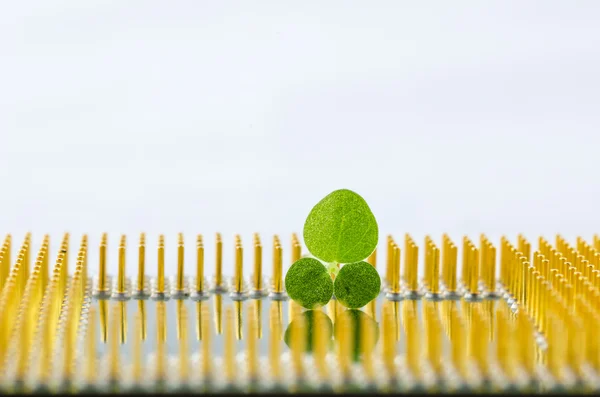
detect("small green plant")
(284, 189), (380, 309)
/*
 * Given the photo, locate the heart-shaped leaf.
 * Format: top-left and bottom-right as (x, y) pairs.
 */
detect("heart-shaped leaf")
(303, 189), (378, 264)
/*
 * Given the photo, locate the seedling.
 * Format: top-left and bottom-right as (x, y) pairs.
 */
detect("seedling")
(284, 189), (380, 309)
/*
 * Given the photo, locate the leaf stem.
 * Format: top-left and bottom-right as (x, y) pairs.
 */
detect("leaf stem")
(328, 262), (340, 279)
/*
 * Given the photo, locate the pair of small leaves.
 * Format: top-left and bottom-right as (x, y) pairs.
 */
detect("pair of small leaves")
(285, 189), (380, 310)
(285, 258), (380, 309)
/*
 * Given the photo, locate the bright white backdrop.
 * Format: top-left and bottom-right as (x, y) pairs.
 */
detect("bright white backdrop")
(1, 1), (599, 277)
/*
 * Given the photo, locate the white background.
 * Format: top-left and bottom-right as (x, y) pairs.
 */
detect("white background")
(1, 1), (599, 277)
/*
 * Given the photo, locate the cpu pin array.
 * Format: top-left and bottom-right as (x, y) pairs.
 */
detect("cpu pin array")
(1, 232), (600, 393)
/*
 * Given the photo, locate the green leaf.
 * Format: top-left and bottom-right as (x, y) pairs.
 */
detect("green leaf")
(303, 189), (378, 264)
(285, 258), (334, 309)
(284, 310), (333, 352)
(333, 261), (381, 309)
(334, 309), (379, 361)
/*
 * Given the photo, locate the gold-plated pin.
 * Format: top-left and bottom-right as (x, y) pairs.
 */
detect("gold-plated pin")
(402, 301), (419, 379)
(0, 234), (12, 292)
(157, 235), (165, 295)
(381, 302), (396, 379)
(424, 301), (442, 377)
(214, 294), (223, 335)
(247, 301), (259, 381)
(385, 243), (402, 299)
(423, 236), (433, 289)
(235, 301), (243, 340)
(367, 248), (377, 318)
(312, 310), (329, 383)
(292, 233), (301, 262)
(192, 234), (208, 300)
(224, 305), (235, 385)
(175, 232), (186, 295)
(271, 236), (284, 297)
(336, 310), (353, 380)
(156, 301), (166, 381)
(115, 235), (127, 296)
(269, 304), (282, 382)
(97, 233), (109, 295)
(360, 310), (376, 383)
(178, 303), (190, 384)
(132, 310), (143, 385)
(136, 233), (146, 295)
(465, 245), (481, 300)
(386, 235), (394, 287)
(109, 302), (121, 383)
(99, 299), (108, 343)
(214, 233), (224, 291)
(232, 236), (246, 297)
(426, 245), (442, 300)
(404, 235), (417, 295)
(119, 301), (127, 344)
(85, 306), (97, 386)
(290, 310), (306, 382)
(200, 300), (215, 382)
(251, 233), (264, 296)
(442, 235), (459, 298)
(495, 305), (514, 381)
(137, 300), (146, 341)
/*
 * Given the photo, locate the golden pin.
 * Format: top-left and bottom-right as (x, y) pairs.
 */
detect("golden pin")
(173, 232), (187, 298)
(85, 306), (97, 386)
(155, 301), (167, 382)
(336, 310), (353, 381)
(114, 235), (127, 298)
(178, 303), (190, 384)
(132, 310), (143, 385)
(312, 310), (329, 383)
(386, 235), (394, 287)
(247, 301), (259, 382)
(250, 233), (265, 298)
(231, 236), (247, 300)
(405, 239), (421, 299)
(465, 244), (481, 301)
(201, 303), (212, 384)
(385, 243), (402, 300)
(108, 302), (121, 383)
(269, 304), (282, 383)
(95, 232), (110, 298)
(224, 306), (236, 385)
(192, 234), (209, 300)
(360, 310), (376, 384)
(156, 235), (166, 297)
(405, 301), (421, 380)
(381, 302), (396, 380)
(135, 233), (146, 296)
(367, 248), (378, 318)
(213, 294), (223, 335)
(211, 233), (224, 292)
(270, 237), (285, 299)
(290, 309), (306, 383)
(425, 244), (442, 300)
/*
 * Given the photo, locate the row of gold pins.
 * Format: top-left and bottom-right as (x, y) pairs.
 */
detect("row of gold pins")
(92, 233), (299, 302)
(383, 234), (496, 302)
(17, 275), (538, 391)
(0, 232), (33, 372)
(504, 235), (600, 381)
(74, 299), (466, 391)
(0, 233), (70, 384)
